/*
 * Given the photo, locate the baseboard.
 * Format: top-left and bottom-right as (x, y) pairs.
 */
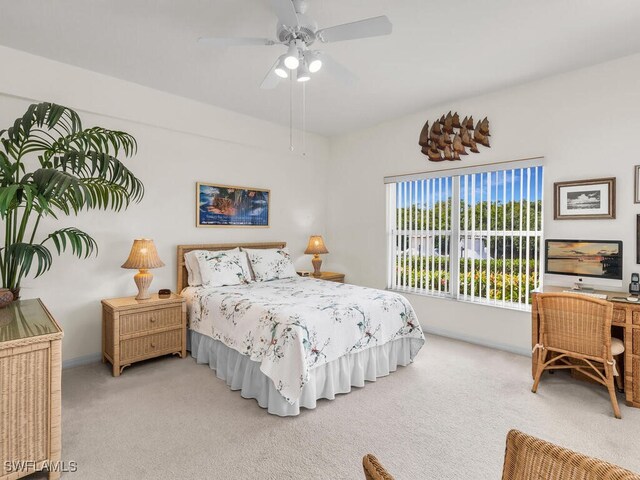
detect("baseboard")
(422, 326), (531, 357)
(62, 352), (102, 369)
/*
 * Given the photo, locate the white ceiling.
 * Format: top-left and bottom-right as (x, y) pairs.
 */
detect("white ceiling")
(1, 0), (640, 136)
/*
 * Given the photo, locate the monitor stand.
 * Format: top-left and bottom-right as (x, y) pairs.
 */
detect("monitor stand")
(572, 279), (594, 291)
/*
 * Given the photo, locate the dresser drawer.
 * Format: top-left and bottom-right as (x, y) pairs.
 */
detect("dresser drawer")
(633, 328), (640, 356)
(120, 306), (181, 335)
(613, 308), (626, 325)
(120, 329), (182, 361)
(633, 357), (640, 405)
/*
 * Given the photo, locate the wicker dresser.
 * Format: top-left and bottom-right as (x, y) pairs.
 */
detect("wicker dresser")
(102, 294), (186, 376)
(0, 299), (63, 480)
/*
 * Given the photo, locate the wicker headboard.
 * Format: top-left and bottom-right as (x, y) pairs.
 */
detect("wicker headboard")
(176, 242), (287, 293)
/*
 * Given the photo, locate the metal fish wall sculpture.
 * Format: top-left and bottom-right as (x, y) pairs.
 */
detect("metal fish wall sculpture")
(419, 112), (490, 161)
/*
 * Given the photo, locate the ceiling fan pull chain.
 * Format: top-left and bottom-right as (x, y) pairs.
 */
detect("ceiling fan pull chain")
(302, 81), (306, 156)
(290, 73), (294, 152)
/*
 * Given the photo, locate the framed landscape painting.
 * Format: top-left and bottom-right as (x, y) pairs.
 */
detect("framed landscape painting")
(196, 182), (270, 227)
(553, 177), (616, 220)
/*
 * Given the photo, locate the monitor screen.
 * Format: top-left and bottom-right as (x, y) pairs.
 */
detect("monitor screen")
(545, 240), (622, 280)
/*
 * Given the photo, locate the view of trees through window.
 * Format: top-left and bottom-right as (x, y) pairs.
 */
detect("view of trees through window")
(391, 166), (543, 307)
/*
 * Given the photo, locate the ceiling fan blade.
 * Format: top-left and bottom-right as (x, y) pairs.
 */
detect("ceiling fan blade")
(269, 0), (299, 27)
(260, 59), (282, 89)
(198, 37), (277, 47)
(318, 53), (357, 86)
(317, 16), (392, 43)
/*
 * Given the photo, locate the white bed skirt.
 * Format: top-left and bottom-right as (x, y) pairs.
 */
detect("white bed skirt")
(189, 330), (423, 416)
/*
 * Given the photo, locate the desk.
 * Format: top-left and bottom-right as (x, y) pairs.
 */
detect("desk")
(531, 287), (640, 409)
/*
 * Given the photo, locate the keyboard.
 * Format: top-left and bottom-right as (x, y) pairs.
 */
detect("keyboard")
(562, 290), (608, 300)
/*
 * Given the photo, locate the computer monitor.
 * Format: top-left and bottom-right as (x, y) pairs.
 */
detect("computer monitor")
(544, 239), (623, 289)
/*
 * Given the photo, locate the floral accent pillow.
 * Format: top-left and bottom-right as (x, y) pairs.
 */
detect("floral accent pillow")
(196, 248), (252, 287)
(243, 247), (297, 282)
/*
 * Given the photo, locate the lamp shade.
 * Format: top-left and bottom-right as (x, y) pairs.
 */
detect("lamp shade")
(304, 235), (329, 255)
(121, 239), (165, 270)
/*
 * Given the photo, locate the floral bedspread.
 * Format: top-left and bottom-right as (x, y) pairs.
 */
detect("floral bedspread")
(183, 277), (425, 404)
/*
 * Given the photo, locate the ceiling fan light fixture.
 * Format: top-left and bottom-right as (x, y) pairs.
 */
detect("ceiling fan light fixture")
(309, 58), (322, 73)
(274, 55), (288, 78)
(296, 62), (311, 82)
(284, 43), (300, 70)
(306, 51), (322, 73)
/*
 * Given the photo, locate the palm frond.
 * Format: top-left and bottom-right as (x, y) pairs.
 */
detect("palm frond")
(50, 151), (144, 203)
(42, 127), (137, 161)
(28, 168), (140, 213)
(0, 151), (19, 185)
(0, 103), (82, 157)
(5, 243), (53, 278)
(0, 182), (40, 217)
(30, 169), (83, 207)
(41, 227), (98, 259)
(0, 184), (21, 216)
(79, 178), (132, 211)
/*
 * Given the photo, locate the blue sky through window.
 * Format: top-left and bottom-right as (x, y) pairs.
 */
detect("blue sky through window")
(396, 166), (543, 207)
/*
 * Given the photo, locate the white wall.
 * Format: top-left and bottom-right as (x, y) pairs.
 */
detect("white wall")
(326, 53), (640, 355)
(0, 46), (330, 365)
(3, 44), (639, 364)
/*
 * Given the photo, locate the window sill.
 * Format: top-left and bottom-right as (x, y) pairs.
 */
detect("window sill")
(388, 287), (532, 313)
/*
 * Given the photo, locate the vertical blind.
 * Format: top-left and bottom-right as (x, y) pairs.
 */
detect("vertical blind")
(387, 163), (543, 310)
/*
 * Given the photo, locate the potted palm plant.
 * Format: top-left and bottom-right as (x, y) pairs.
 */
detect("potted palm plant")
(0, 102), (144, 302)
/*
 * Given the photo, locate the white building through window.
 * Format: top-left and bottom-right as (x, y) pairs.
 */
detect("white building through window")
(386, 160), (543, 310)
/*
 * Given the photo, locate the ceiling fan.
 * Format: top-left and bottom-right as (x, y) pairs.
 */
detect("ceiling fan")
(198, 0), (392, 89)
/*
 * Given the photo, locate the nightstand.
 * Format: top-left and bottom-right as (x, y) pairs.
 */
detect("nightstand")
(101, 293), (186, 376)
(298, 271), (345, 283)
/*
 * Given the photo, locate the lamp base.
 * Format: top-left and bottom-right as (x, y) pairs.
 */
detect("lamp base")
(311, 254), (322, 277)
(134, 269), (153, 300)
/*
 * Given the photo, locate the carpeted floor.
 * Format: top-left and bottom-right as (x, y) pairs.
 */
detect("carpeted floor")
(28, 334), (640, 479)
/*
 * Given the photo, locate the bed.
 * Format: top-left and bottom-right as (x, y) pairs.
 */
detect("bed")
(177, 242), (425, 416)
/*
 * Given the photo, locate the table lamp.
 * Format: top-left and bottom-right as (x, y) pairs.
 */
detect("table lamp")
(121, 239), (165, 300)
(304, 235), (329, 277)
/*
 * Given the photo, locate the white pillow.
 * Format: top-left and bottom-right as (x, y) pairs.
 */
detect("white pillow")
(237, 249), (253, 281)
(185, 248), (252, 286)
(243, 247), (297, 282)
(184, 250), (204, 286)
(195, 248), (252, 287)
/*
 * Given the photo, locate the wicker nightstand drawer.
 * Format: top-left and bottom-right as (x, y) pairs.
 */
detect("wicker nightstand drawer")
(120, 328), (182, 362)
(634, 311), (640, 326)
(120, 306), (182, 335)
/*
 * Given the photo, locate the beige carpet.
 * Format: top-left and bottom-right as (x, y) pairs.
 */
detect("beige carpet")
(28, 335), (640, 479)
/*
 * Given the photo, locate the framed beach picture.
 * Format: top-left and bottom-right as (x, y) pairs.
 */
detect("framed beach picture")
(635, 165), (640, 203)
(196, 182), (270, 227)
(553, 177), (616, 220)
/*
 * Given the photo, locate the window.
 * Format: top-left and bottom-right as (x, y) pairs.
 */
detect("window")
(386, 161), (543, 310)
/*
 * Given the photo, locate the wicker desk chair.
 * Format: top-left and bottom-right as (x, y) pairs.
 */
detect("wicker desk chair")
(363, 454), (395, 480)
(531, 293), (623, 419)
(502, 429), (640, 480)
